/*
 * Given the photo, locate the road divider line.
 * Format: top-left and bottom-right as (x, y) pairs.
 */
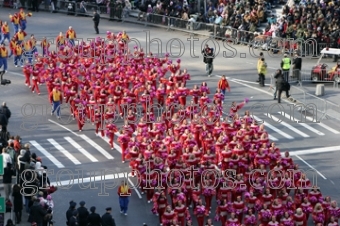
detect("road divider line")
(232, 78), (270, 86)
(305, 116), (340, 134)
(266, 113), (309, 138)
(79, 135), (114, 159)
(48, 119), (79, 136)
(29, 140), (65, 168)
(278, 112), (325, 136)
(287, 145), (340, 156)
(252, 116), (282, 141)
(47, 139), (81, 165)
(295, 155), (327, 180)
(64, 137), (99, 162)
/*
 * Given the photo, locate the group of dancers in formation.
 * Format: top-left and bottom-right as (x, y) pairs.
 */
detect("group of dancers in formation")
(19, 28), (340, 226)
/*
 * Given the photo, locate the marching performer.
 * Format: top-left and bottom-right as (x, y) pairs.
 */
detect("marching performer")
(18, 8), (32, 31)
(40, 37), (50, 56)
(75, 103), (86, 132)
(56, 32), (66, 48)
(13, 42), (23, 67)
(117, 180), (131, 215)
(31, 65), (41, 95)
(14, 29), (27, 45)
(105, 121), (118, 149)
(0, 43), (9, 72)
(9, 13), (20, 34)
(1, 21), (10, 44)
(9, 37), (17, 58)
(66, 26), (77, 46)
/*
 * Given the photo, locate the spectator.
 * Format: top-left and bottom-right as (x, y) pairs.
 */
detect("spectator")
(0, 102), (11, 124)
(259, 58), (267, 87)
(5, 219), (14, 226)
(6, 140), (15, 165)
(12, 184), (23, 224)
(3, 162), (14, 200)
(13, 135), (21, 152)
(17, 149), (27, 184)
(87, 206), (101, 226)
(42, 208), (53, 226)
(29, 198), (47, 226)
(101, 207), (116, 226)
(0, 126), (10, 149)
(66, 201), (77, 225)
(45, 195), (54, 210)
(137, 2), (148, 21)
(69, 211), (79, 226)
(122, 0), (131, 18)
(77, 201), (90, 226)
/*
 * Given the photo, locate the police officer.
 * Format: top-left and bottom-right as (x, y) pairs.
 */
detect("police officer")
(66, 201), (77, 225)
(77, 201), (89, 226)
(69, 211), (79, 226)
(276, 72), (290, 103)
(87, 206), (101, 226)
(281, 53), (291, 82)
(101, 207), (116, 226)
(257, 52), (264, 82)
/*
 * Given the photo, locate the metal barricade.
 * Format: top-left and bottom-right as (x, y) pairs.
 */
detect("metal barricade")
(304, 92), (327, 121)
(300, 69), (340, 85)
(326, 101), (340, 121)
(289, 85), (306, 104)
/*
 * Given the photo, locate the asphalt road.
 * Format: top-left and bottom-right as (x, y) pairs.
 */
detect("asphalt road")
(1, 9), (340, 226)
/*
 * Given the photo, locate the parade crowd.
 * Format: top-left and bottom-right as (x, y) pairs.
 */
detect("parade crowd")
(10, 23), (340, 226)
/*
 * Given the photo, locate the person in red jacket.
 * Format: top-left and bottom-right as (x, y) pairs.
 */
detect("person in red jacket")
(117, 180), (131, 215)
(217, 75), (230, 101)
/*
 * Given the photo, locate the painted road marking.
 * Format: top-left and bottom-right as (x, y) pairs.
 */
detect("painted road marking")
(278, 112), (325, 136)
(288, 145), (340, 156)
(79, 135), (114, 159)
(253, 115), (286, 140)
(266, 113), (309, 138)
(305, 116), (340, 134)
(64, 137), (99, 162)
(29, 140), (65, 168)
(47, 139), (81, 165)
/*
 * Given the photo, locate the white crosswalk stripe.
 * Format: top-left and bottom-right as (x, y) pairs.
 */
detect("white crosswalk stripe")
(79, 134), (114, 159)
(278, 112), (325, 136)
(47, 139), (81, 165)
(253, 115), (289, 140)
(305, 116), (340, 134)
(265, 113), (310, 138)
(64, 137), (99, 162)
(29, 141), (65, 168)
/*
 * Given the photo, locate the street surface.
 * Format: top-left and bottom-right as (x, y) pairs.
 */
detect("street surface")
(1, 9), (340, 226)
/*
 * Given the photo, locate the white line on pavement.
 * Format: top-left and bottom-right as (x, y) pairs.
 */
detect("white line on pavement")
(305, 116), (340, 134)
(232, 78), (271, 86)
(278, 112), (325, 136)
(29, 140), (65, 168)
(47, 139), (81, 165)
(99, 134), (122, 153)
(288, 145), (340, 156)
(79, 135), (114, 160)
(253, 115), (289, 140)
(266, 113), (309, 138)
(295, 155), (327, 180)
(64, 137), (99, 162)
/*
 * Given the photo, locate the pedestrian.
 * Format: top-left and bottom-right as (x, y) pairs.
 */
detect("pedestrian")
(281, 53), (291, 82)
(49, 87), (63, 119)
(69, 211), (78, 226)
(0, 43), (8, 73)
(66, 201), (77, 226)
(259, 58), (267, 87)
(257, 52), (264, 82)
(93, 11), (100, 34)
(29, 198), (47, 226)
(118, 180), (131, 215)
(87, 206), (101, 226)
(293, 53), (302, 81)
(217, 75), (230, 102)
(202, 44), (214, 77)
(77, 201), (89, 226)
(273, 69), (282, 100)
(101, 207), (116, 226)
(12, 184), (23, 224)
(276, 72), (290, 103)
(3, 162), (14, 200)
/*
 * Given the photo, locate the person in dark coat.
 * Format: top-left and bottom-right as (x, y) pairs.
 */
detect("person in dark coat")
(0, 102), (11, 128)
(5, 219), (14, 226)
(77, 201), (89, 226)
(87, 206), (101, 226)
(101, 207), (116, 226)
(276, 72), (290, 103)
(69, 211), (79, 226)
(29, 198), (47, 226)
(292, 53), (302, 81)
(92, 11), (100, 34)
(12, 184), (23, 224)
(66, 201), (77, 225)
(202, 44), (214, 77)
